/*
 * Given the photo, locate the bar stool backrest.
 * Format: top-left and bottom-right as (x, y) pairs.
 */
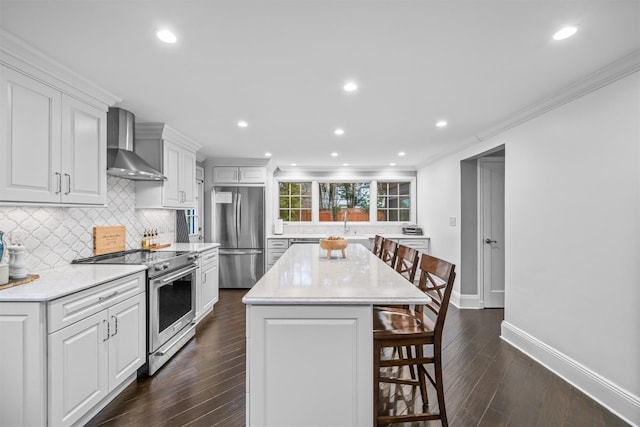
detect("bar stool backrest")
(379, 239), (398, 268)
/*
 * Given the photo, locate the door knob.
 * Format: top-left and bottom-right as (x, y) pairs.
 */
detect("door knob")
(485, 238), (497, 244)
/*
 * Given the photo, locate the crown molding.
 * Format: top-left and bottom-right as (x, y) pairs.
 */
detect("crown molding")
(135, 122), (202, 152)
(418, 49), (640, 168)
(0, 28), (121, 108)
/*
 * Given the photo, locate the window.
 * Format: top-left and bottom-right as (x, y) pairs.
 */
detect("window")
(377, 181), (411, 221)
(185, 209), (198, 235)
(319, 182), (370, 222)
(279, 182), (312, 221)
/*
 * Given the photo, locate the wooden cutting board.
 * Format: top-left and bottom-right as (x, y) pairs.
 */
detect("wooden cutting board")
(94, 226), (126, 255)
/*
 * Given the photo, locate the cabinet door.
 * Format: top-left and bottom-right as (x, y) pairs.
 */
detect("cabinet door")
(238, 167), (266, 184)
(0, 302), (46, 427)
(213, 167), (239, 184)
(0, 65), (61, 203)
(60, 95), (107, 205)
(108, 293), (146, 391)
(181, 149), (196, 207)
(201, 256), (219, 313)
(162, 141), (182, 207)
(49, 310), (109, 427)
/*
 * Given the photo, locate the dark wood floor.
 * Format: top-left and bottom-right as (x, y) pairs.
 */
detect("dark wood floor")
(87, 289), (629, 427)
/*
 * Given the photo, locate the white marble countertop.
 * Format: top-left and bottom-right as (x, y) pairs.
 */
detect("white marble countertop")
(243, 243), (429, 305)
(267, 233), (428, 240)
(0, 264), (148, 302)
(153, 242), (220, 252)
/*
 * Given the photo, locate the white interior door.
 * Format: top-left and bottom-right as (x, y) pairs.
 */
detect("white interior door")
(480, 157), (505, 308)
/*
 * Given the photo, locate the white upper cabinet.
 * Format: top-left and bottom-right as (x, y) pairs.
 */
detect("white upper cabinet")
(213, 166), (266, 185)
(134, 123), (201, 209)
(0, 33), (114, 206)
(60, 94), (107, 204)
(0, 66), (62, 203)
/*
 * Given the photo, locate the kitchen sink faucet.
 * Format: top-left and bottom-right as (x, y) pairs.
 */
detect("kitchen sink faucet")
(343, 209), (349, 234)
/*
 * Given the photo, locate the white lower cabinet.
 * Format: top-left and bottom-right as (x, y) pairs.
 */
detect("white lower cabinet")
(0, 271), (145, 427)
(196, 248), (219, 323)
(266, 238), (289, 270)
(49, 310), (109, 426)
(49, 292), (145, 426)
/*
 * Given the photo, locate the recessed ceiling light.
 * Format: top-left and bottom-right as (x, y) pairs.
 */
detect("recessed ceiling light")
(343, 81), (358, 92)
(237, 120), (248, 128)
(553, 26), (578, 41)
(436, 120), (448, 128)
(334, 128), (345, 136)
(291, 163), (297, 166)
(389, 163), (396, 166)
(331, 152), (339, 157)
(398, 151), (406, 156)
(264, 152), (272, 157)
(156, 29), (177, 44)
(343, 163), (349, 167)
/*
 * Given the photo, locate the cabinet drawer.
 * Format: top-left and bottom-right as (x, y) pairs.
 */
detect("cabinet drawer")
(267, 249), (287, 265)
(268, 239), (289, 249)
(48, 272), (145, 334)
(200, 248), (218, 265)
(397, 239), (430, 251)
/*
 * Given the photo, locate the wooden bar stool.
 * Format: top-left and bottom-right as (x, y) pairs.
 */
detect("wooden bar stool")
(373, 253), (456, 426)
(379, 239), (398, 268)
(394, 244), (419, 284)
(372, 235), (384, 257)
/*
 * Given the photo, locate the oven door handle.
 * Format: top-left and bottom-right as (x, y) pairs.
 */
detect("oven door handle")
(156, 265), (198, 285)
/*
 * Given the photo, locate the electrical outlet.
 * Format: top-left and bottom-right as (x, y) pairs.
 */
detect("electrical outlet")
(449, 217), (456, 226)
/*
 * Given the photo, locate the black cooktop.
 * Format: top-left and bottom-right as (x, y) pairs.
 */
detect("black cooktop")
(73, 249), (187, 266)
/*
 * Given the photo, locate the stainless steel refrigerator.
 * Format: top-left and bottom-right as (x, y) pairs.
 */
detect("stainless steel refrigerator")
(212, 186), (265, 288)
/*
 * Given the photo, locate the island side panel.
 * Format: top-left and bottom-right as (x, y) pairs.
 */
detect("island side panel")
(246, 304), (373, 427)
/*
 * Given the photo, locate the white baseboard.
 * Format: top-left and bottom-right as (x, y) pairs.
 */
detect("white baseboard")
(501, 321), (640, 427)
(450, 290), (482, 309)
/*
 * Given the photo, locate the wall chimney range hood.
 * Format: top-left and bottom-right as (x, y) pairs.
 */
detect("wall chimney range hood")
(106, 107), (167, 181)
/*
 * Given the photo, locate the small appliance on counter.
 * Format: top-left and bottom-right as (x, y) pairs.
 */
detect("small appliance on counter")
(274, 218), (284, 235)
(402, 225), (423, 235)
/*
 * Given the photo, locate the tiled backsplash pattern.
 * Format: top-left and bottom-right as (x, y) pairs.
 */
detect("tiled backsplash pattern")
(0, 177), (175, 272)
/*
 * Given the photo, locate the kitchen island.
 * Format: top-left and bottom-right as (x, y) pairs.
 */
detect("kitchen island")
(243, 243), (429, 427)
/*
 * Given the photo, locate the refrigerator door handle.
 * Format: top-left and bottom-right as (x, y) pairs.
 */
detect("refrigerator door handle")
(236, 192), (242, 239)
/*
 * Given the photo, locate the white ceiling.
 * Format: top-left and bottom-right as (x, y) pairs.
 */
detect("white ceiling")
(1, 1), (638, 169)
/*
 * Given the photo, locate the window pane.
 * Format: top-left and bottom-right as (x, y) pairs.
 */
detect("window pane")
(319, 182), (370, 222)
(278, 182), (312, 222)
(377, 181), (411, 222)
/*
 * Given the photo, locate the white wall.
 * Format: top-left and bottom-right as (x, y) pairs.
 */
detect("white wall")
(417, 72), (640, 424)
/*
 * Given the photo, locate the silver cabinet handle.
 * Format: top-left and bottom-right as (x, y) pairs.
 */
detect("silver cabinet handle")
(64, 173), (71, 195)
(203, 272), (207, 284)
(485, 238), (497, 244)
(103, 319), (110, 342)
(99, 291), (118, 301)
(111, 315), (118, 337)
(55, 172), (62, 194)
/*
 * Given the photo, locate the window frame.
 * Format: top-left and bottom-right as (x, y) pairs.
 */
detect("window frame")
(274, 175), (416, 224)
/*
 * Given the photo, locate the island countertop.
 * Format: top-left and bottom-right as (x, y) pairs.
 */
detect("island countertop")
(242, 243), (428, 305)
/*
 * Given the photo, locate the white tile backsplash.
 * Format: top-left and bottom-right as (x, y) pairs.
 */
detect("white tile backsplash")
(0, 177), (176, 272)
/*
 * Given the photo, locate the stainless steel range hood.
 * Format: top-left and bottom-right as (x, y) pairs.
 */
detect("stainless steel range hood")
(107, 107), (167, 181)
